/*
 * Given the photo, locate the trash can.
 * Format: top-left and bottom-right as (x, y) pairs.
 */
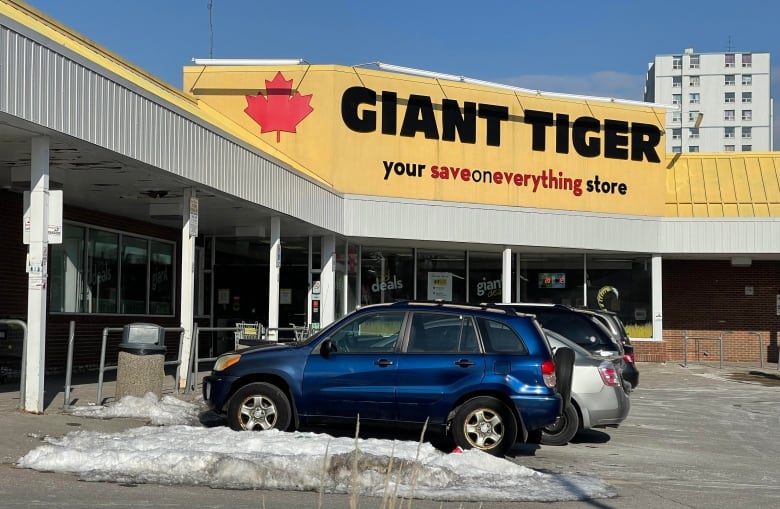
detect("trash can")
(115, 323), (166, 399)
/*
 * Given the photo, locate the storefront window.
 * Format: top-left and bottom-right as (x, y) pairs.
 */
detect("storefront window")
(517, 254), (585, 306)
(468, 252), (503, 302)
(586, 255), (652, 337)
(416, 250), (466, 302)
(361, 248), (414, 304)
(88, 230), (118, 313)
(150, 241), (174, 315)
(121, 236), (148, 314)
(50, 224), (86, 312)
(49, 223), (174, 316)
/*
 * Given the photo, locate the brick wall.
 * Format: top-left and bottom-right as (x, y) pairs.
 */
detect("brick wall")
(633, 259), (780, 365)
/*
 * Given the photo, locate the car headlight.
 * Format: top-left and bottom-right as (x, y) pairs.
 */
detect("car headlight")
(213, 353), (242, 372)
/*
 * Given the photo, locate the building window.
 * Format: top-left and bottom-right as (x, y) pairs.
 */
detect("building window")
(672, 93), (681, 105)
(689, 93), (700, 104)
(672, 146), (682, 153)
(725, 145), (735, 152)
(672, 56), (682, 70)
(689, 54), (700, 68)
(725, 92), (735, 103)
(742, 145), (752, 152)
(742, 110), (752, 121)
(725, 53), (736, 67)
(741, 53), (752, 67)
(672, 128), (682, 140)
(49, 224), (175, 315)
(361, 248), (415, 304)
(688, 110), (700, 122)
(672, 76), (682, 88)
(742, 74), (752, 85)
(688, 128), (699, 139)
(672, 111), (681, 123)
(742, 127), (752, 138)
(724, 110), (735, 121)
(689, 75), (700, 87)
(724, 127), (735, 139)
(688, 145), (699, 152)
(725, 75), (736, 86)
(742, 92), (752, 103)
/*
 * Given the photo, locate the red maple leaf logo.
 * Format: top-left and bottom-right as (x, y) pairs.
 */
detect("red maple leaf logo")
(244, 72), (314, 142)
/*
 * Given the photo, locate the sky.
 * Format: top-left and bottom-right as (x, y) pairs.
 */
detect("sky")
(18, 0), (780, 145)
(16, 393), (615, 503)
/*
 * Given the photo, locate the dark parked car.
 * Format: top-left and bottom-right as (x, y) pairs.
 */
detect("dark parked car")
(204, 301), (564, 456)
(573, 308), (639, 389)
(497, 303), (633, 391)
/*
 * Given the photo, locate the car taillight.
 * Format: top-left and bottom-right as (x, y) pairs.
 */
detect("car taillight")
(623, 352), (635, 363)
(541, 359), (557, 389)
(598, 362), (621, 387)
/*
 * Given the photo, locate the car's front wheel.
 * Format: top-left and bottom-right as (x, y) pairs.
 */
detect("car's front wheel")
(451, 396), (517, 456)
(227, 382), (292, 432)
(540, 402), (579, 446)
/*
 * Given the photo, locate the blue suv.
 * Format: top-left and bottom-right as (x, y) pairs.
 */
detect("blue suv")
(203, 301), (562, 456)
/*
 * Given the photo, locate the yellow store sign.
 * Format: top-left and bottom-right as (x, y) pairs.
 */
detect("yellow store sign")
(185, 65), (667, 216)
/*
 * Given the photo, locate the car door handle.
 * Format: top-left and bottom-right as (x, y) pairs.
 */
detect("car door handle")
(374, 359), (394, 367)
(455, 359), (476, 367)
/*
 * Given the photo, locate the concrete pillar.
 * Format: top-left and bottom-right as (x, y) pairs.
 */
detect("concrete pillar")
(320, 235), (336, 327)
(652, 255), (663, 341)
(23, 136), (50, 413)
(267, 217), (281, 341)
(502, 247), (512, 303)
(178, 189), (196, 391)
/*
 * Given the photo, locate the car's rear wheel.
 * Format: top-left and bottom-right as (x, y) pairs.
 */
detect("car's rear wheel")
(227, 382), (292, 432)
(451, 396), (517, 456)
(540, 402), (579, 446)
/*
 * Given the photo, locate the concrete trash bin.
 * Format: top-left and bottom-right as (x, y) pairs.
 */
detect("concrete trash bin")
(115, 323), (167, 399)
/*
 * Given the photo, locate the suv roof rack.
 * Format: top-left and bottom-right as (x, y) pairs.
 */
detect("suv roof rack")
(386, 300), (519, 316)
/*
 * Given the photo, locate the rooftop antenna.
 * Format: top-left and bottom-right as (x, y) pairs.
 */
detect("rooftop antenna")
(726, 35), (735, 52)
(208, 0), (214, 58)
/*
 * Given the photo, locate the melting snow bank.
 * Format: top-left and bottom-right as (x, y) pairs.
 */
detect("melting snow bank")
(17, 426), (615, 502)
(66, 393), (203, 425)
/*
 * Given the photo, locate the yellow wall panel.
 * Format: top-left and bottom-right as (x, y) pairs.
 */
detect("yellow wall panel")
(184, 65), (668, 216)
(744, 157), (767, 202)
(701, 158), (722, 203)
(758, 158), (780, 202)
(706, 204), (724, 217)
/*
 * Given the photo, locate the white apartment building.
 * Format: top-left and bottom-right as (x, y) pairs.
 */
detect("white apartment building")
(645, 48), (773, 153)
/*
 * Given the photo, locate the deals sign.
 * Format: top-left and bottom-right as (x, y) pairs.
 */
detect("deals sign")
(185, 65), (667, 216)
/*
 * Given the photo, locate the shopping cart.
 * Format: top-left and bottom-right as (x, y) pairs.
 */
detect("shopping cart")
(290, 323), (313, 342)
(234, 321), (264, 349)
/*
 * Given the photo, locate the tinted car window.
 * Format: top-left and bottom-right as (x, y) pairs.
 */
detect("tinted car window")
(407, 312), (480, 353)
(477, 318), (528, 354)
(329, 311), (403, 353)
(530, 310), (615, 350)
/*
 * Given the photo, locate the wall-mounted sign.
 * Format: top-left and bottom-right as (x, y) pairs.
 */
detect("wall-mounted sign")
(428, 272), (452, 301)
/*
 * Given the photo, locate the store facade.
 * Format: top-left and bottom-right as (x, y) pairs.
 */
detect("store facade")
(1, 1), (779, 412)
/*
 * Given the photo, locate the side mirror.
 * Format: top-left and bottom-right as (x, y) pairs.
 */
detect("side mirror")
(320, 339), (335, 358)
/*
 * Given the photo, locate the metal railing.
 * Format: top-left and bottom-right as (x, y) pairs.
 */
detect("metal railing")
(94, 326), (185, 405)
(683, 330), (778, 370)
(0, 319), (27, 403)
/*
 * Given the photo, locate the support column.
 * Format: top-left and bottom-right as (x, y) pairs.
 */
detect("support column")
(267, 217), (281, 341)
(23, 136), (50, 413)
(320, 235), (336, 328)
(178, 189), (196, 390)
(652, 255), (663, 341)
(502, 247), (512, 303)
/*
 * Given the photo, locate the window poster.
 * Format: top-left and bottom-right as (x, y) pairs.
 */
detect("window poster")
(428, 271), (453, 301)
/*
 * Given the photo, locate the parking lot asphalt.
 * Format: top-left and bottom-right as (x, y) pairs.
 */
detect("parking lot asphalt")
(0, 362), (778, 508)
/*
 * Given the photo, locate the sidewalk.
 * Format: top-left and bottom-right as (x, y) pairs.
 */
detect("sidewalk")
(0, 369), (205, 465)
